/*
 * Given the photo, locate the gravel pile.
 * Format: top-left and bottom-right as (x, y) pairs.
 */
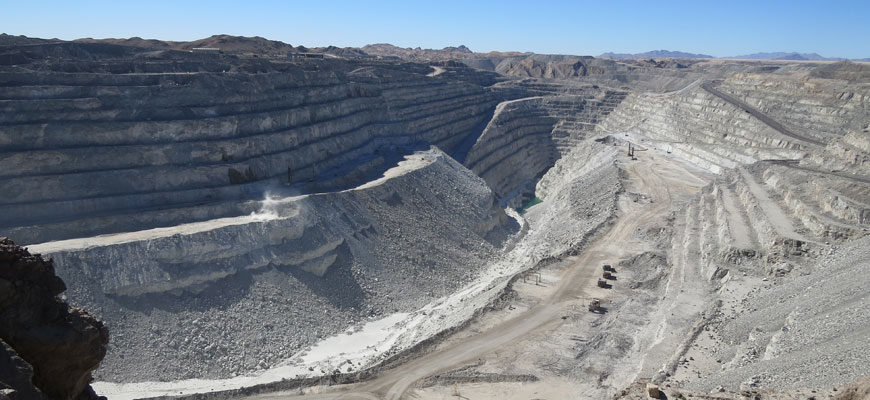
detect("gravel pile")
(523, 141), (622, 258)
(55, 148), (520, 382)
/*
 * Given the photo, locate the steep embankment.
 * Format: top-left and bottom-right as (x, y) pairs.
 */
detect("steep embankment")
(523, 142), (622, 258)
(714, 71), (870, 144)
(0, 44), (529, 383)
(464, 84), (626, 206)
(463, 97), (559, 204)
(600, 67), (870, 175)
(28, 147), (518, 382)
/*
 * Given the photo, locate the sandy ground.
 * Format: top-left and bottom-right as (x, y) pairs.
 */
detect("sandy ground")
(244, 149), (712, 400)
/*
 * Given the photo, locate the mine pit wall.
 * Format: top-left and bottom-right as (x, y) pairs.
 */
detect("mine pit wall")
(598, 69), (870, 177)
(678, 160), (869, 285)
(635, 71), (870, 393)
(756, 165), (868, 239)
(0, 62), (504, 244)
(713, 72), (870, 144)
(463, 89), (627, 208)
(33, 147), (519, 382)
(463, 97), (559, 207)
(593, 69), (870, 277)
(599, 86), (807, 174)
(810, 131), (870, 176)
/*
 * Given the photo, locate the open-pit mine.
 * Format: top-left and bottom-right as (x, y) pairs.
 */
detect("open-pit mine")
(1, 36), (869, 400)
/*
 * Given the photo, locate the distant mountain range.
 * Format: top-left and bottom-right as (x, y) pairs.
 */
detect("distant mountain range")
(600, 50), (714, 59)
(728, 52), (846, 61)
(360, 43), (528, 62)
(599, 49), (866, 61)
(3, 33), (867, 62)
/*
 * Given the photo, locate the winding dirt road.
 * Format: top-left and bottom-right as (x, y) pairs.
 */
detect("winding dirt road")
(700, 82), (826, 146)
(250, 151), (706, 400)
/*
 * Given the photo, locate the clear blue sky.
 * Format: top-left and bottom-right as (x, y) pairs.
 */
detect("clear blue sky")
(2, 0), (868, 58)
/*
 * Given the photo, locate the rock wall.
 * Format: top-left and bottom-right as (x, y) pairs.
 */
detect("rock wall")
(464, 89), (626, 206)
(714, 72), (870, 144)
(811, 132), (870, 175)
(464, 97), (559, 204)
(0, 56), (501, 244)
(523, 142), (622, 258)
(600, 86), (807, 174)
(600, 68), (870, 177)
(490, 55), (714, 92)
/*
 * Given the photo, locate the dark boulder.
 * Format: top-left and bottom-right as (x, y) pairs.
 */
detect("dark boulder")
(0, 238), (109, 400)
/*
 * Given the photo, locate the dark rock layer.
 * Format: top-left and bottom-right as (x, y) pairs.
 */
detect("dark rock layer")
(0, 238), (108, 400)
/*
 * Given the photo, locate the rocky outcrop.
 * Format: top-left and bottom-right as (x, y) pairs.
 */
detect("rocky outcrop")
(0, 340), (44, 400)
(0, 238), (109, 400)
(497, 57), (591, 79)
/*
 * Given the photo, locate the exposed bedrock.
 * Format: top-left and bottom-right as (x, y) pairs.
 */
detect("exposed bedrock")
(488, 54), (724, 93)
(463, 97), (559, 204)
(601, 85), (808, 173)
(599, 68), (870, 176)
(651, 143), (870, 394)
(464, 89), (626, 206)
(28, 147), (518, 382)
(0, 59), (506, 244)
(713, 72), (870, 144)
(0, 238), (109, 400)
(813, 131), (870, 175)
(667, 157), (868, 288)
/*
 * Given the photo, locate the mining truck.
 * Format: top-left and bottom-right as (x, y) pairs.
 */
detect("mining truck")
(588, 298), (601, 312)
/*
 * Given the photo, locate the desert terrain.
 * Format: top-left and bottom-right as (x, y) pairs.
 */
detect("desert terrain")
(1, 35), (868, 400)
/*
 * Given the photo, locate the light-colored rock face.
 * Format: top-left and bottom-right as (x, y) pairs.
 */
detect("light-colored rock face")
(601, 86), (808, 173)
(31, 147), (518, 382)
(716, 72), (870, 143)
(0, 48), (530, 383)
(589, 62), (870, 395)
(599, 65), (870, 175)
(463, 87), (627, 207)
